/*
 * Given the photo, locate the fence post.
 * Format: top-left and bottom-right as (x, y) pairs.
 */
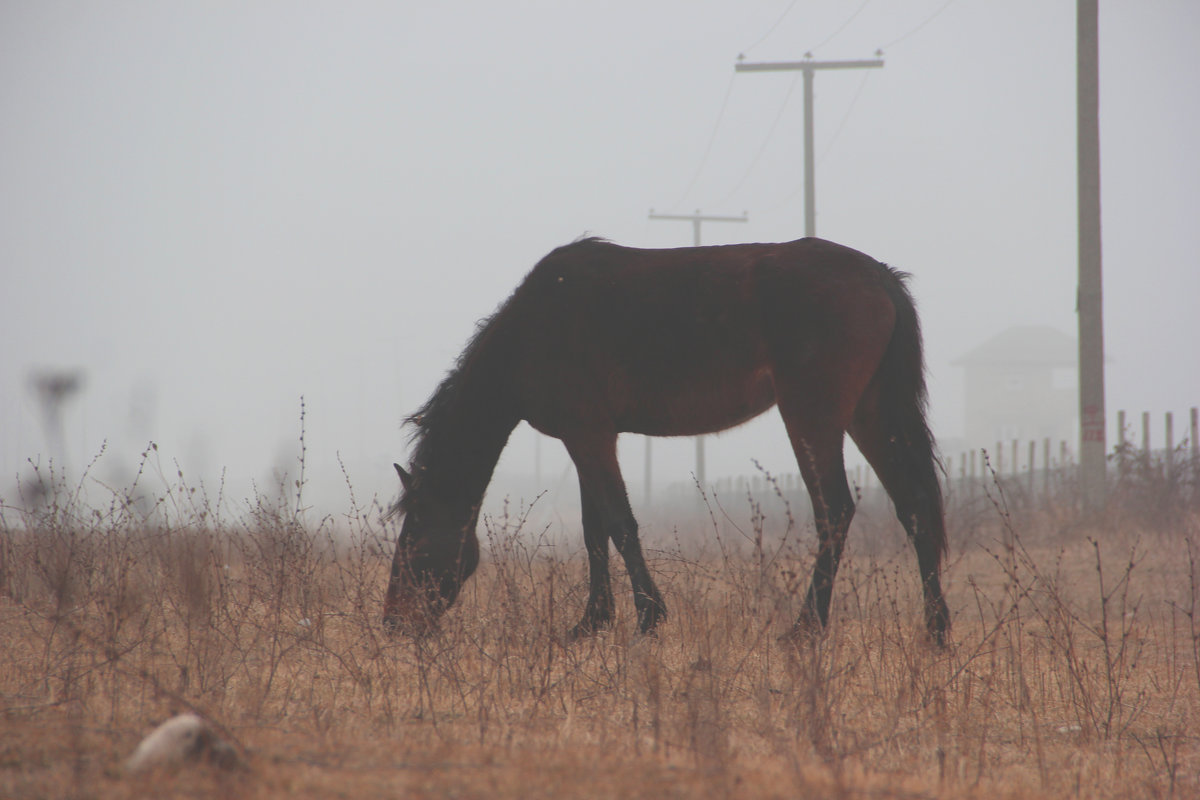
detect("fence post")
(1142, 411), (1151, 470)
(1166, 411), (1174, 480)
(1117, 409), (1127, 479)
(1192, 407), (1199, 465)
(996, 442), (1003, 476)
(1043, 437), (1051, 497)
(1028, 440), (1036, 499)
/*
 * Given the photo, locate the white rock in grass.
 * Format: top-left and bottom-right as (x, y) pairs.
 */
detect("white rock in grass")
(125, 713), (241, 774)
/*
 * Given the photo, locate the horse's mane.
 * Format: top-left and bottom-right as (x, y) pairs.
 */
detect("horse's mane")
(394, 235), (612, 514)
(396, 298), (517, 513)
(404, 236), (610, 456)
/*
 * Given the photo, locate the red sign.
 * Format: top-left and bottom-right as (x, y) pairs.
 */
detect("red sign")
(1082, 404), (1105, 443)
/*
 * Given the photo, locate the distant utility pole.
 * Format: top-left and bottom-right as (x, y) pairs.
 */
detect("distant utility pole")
(1077, 0), (1106, 512)
(735, 55), (883, 237)
(30, 370), (84, 474)
(646, 209), (749, 499)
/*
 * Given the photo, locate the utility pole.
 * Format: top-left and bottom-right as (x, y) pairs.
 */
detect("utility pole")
(1077, 0), (1106, 512)
(735, 55), (883, 237)
(646, 209), (748, 498)
(30, 370), (84, 475)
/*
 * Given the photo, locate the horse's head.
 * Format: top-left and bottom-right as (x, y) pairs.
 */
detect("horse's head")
(382, 463), (480, 636)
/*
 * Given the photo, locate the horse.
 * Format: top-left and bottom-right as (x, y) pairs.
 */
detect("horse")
(383, 236), (950, 645)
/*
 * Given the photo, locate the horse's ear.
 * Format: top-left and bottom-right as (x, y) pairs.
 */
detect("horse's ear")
(394, 463), (413, 493)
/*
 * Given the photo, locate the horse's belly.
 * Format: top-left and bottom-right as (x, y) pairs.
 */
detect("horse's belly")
(623, 368), (777, 437)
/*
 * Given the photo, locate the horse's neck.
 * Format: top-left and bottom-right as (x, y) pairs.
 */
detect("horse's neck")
(416, 387), (518, 512)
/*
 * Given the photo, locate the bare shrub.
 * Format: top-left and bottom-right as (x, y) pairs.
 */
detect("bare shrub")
(1, 446), (1198, 798)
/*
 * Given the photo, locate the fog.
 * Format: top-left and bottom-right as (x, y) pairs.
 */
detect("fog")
(2, 1), (1197, 522)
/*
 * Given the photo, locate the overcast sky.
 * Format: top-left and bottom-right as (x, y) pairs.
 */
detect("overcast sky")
(2, 1), (1197, 522)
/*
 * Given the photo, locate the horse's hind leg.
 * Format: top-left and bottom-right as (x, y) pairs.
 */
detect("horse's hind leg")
(566, 433), (666, 636)
(776, 397), (856, 640)
(849, 386), (950, 645)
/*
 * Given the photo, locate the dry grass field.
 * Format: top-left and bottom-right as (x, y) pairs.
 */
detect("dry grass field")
(2, 455), (1198, 799)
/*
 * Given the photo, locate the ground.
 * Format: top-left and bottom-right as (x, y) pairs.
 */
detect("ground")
(1, 473), (1197, 799)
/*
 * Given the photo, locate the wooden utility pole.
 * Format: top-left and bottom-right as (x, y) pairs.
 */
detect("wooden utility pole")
(735, 55), (883, 236)
(1077, 0), (1106, 512)
(646, 209), (748, 498)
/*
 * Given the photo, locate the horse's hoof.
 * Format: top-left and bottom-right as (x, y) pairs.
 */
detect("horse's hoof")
(567, 616), (612, 642)
(778, 626), (817, 648)
(636, 600), (668, 636)
(925, 624), (951, 650)
(780, 611), (825, 647)
(925, 602), (951, 649)
(566, 624), (593, 642)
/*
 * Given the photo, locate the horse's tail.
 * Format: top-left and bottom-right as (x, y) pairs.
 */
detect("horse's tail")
(871, 265), (947, 564)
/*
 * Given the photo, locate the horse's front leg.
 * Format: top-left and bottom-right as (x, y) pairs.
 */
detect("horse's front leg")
(566, 432), (666, 638)
(568, 481), (616, 639)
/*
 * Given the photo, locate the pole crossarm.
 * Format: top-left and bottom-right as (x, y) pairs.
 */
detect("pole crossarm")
(733, 55), (882, 238)
(735, 58), (884, 73)
(647, 212), (748, 224)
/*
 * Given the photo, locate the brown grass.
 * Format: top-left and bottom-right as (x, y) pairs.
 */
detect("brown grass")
(2, 458), (1198, 799)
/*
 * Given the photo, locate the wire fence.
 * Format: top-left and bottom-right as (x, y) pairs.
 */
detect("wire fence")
(659, 407), (1200, 526)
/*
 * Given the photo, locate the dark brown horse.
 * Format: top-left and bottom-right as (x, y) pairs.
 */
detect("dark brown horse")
(384, 237), (950, 644)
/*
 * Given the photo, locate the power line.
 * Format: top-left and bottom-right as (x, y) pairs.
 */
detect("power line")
(674, 0), (914, 217)
(712, 69), (803, 209)
(878, 0), (959, 52)
(673, 1), (887, 214)
(818, 70), (873, 164)
(740, 0), (801, 56)
(665, 73), (738, 212)
(765, 69), (874, 215)
(809, 0), (874, 54)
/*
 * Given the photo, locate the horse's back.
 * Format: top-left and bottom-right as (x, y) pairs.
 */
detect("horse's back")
(504, 237), (898, 438)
